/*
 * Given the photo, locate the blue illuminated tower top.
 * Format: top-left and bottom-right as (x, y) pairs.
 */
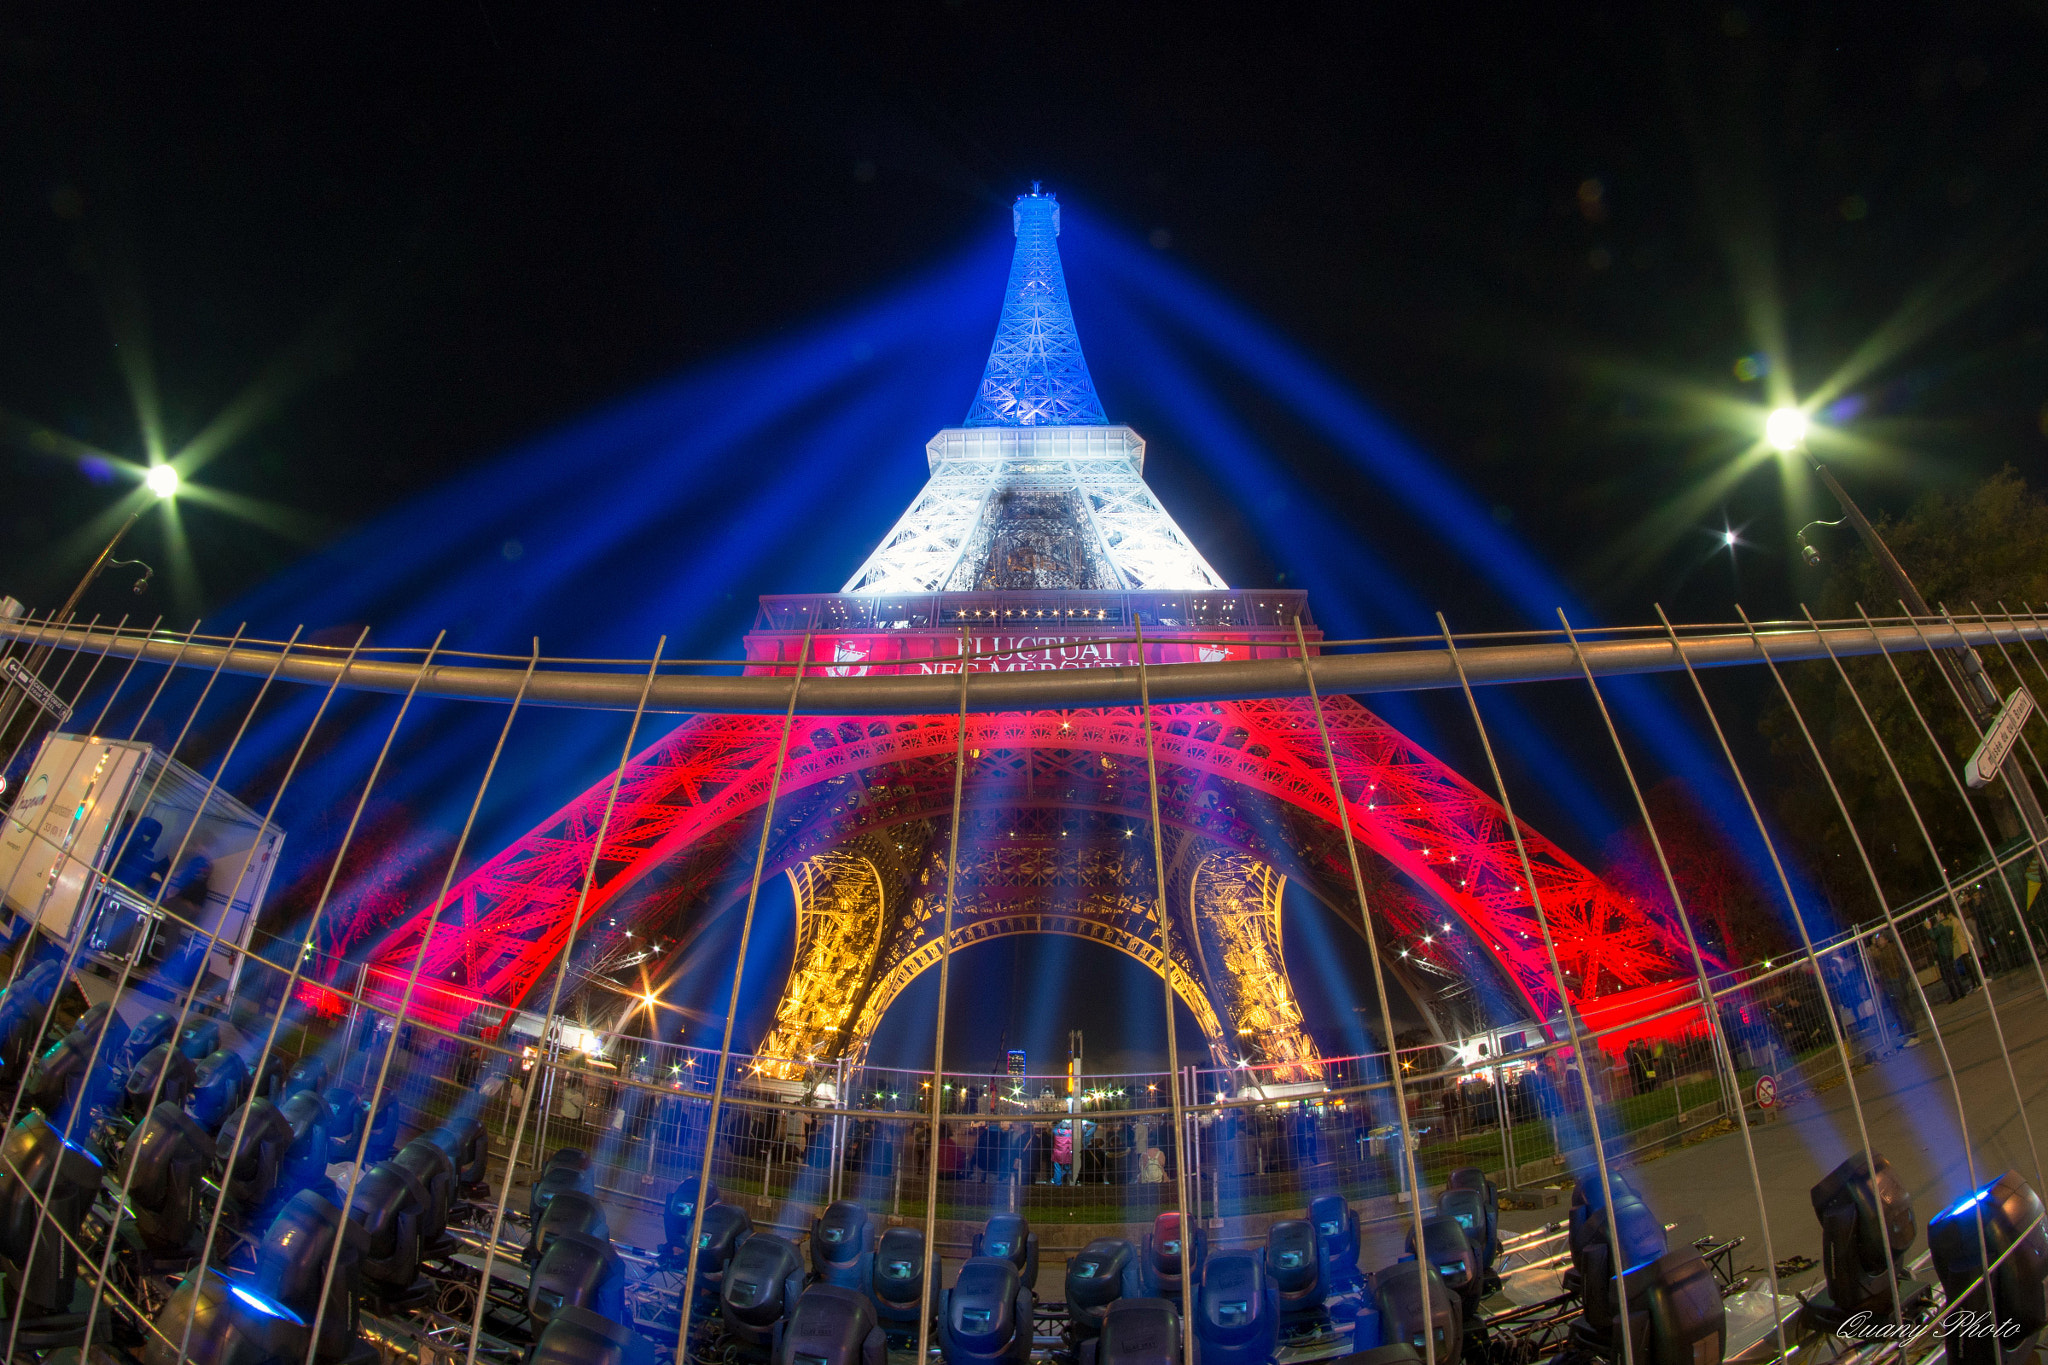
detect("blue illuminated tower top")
(962, 188), (1109, 427)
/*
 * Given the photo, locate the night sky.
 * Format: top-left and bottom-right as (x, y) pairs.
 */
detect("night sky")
(4, 9), (2047, 1065)
(4, 7), (2044, 625)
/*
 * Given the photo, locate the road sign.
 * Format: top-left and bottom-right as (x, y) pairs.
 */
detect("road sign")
(1754, 1074), (1777, 1109)
(1966, 688), (2036, 788)
(0, 658), (70, 723)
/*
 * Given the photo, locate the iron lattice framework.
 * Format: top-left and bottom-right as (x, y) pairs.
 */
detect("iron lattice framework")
(963, 191), (1108, 428)
(360, 188), (1701, 1066)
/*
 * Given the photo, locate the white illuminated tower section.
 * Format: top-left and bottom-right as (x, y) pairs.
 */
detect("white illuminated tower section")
(842, 191), (1225, 595)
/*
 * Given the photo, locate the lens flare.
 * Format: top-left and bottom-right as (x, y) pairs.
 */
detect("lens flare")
(145, 463), (180, 498)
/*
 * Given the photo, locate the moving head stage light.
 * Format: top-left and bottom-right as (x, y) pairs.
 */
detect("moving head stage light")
(1082, 1297), (1180, 1365)
(27, 1001), (130, 1126)
(0, 1110), (106, 1343)
(692, 1203), (754, 1311)
(221, 1098), (295, 1210)
(1928, 1172), (2048, 1365)
(1805, 1150), (1927, 1331)
(531, 1228), (626, 1328)
(721, 1233), (806, 1356)
(530, 1304), (656, 1365)
(146, 1267), (308, 1365)
(1194, 1251), (1277, 1365)
(528, 1189), (610, 1266)
(430, 1116), (488, 1189)
(1360, 1262), (1459, 1364)
(122, 1101), (218, 1259)
(871, 1225), (936, 1344)
(348, 1159), (431, 1306)
(532, 1148), (595, 1220)
(1065, 1238), (1141, 1344)
(974, 1213), (1040, 1292)
(777, 1283), (887, 1365)
(125, 1041), (197, 1118)
(390, 1136), (457, 1249)
(940, 1257), (1034, 1365)
(664, 1178), (720, 1263)
(253, 1188), (370, 1363)
(1141, 1212), (1202, 1301)
(190, 1051), (250, 1133)
(810, 1199), (874, 1290)
(1265, 1219), (1327, 1328)
(1309, 1194), (1363, 1294)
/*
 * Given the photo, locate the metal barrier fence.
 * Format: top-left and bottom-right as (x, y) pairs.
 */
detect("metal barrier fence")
(0, 602), (2045, 1365)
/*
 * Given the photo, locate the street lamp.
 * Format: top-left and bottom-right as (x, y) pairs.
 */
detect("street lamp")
(1775, 407), (2048, 841)
(145, 464), (180, 499)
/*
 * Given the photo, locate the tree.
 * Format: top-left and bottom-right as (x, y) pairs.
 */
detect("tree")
(1759, 468), (2048, 922)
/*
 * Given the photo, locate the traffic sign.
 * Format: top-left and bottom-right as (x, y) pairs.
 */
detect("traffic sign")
(1, 658), (70, 723)
(1754, 1074), (1777, 1109)
(1966, 688), (2035, 788)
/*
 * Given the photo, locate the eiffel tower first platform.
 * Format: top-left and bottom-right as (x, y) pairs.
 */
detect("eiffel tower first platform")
(366, 190), (1698, 1071)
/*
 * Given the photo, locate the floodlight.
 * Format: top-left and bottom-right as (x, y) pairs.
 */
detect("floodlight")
(285, 1056), (328, 1096)
(146, 464), (180, 498)
(810, 1199), (874, 1289)
(974, 1212), (1039, 1290)
(939, 1256), (1034, 1365)
(1193, 1251), (1277, 1365)
(871, 1225), (936, 1343)
(1927, 1171), (2048, 1365)
(1088, 1296), (1180, 1365)
(1064, 1238), (1139, 1343)
(1765, 407), (1809, 452)
(720, 1232), (806, 1352)
(777, 1282), (887, 1365)
(530, 1228), (625, 1327)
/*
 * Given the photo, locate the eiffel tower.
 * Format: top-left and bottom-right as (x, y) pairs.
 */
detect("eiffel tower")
(367, 189), (1696, 1071)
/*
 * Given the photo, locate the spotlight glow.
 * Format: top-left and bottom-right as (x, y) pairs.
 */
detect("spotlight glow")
(1722, 530), (1736, 547)
(145, 464), (180, 498)
(1764, 407), (1809, 452)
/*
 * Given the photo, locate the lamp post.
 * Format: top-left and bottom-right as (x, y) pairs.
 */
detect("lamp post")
(0, 472), (168, 739)
(1773, 408), (2048, 842)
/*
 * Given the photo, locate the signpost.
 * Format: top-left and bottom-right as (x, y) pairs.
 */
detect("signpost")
(0, 658), (71, 723)
(1966, 688), (2035, 788)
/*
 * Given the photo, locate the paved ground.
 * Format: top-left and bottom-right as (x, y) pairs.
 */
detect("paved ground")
(1476, 967), (2048, 1294)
